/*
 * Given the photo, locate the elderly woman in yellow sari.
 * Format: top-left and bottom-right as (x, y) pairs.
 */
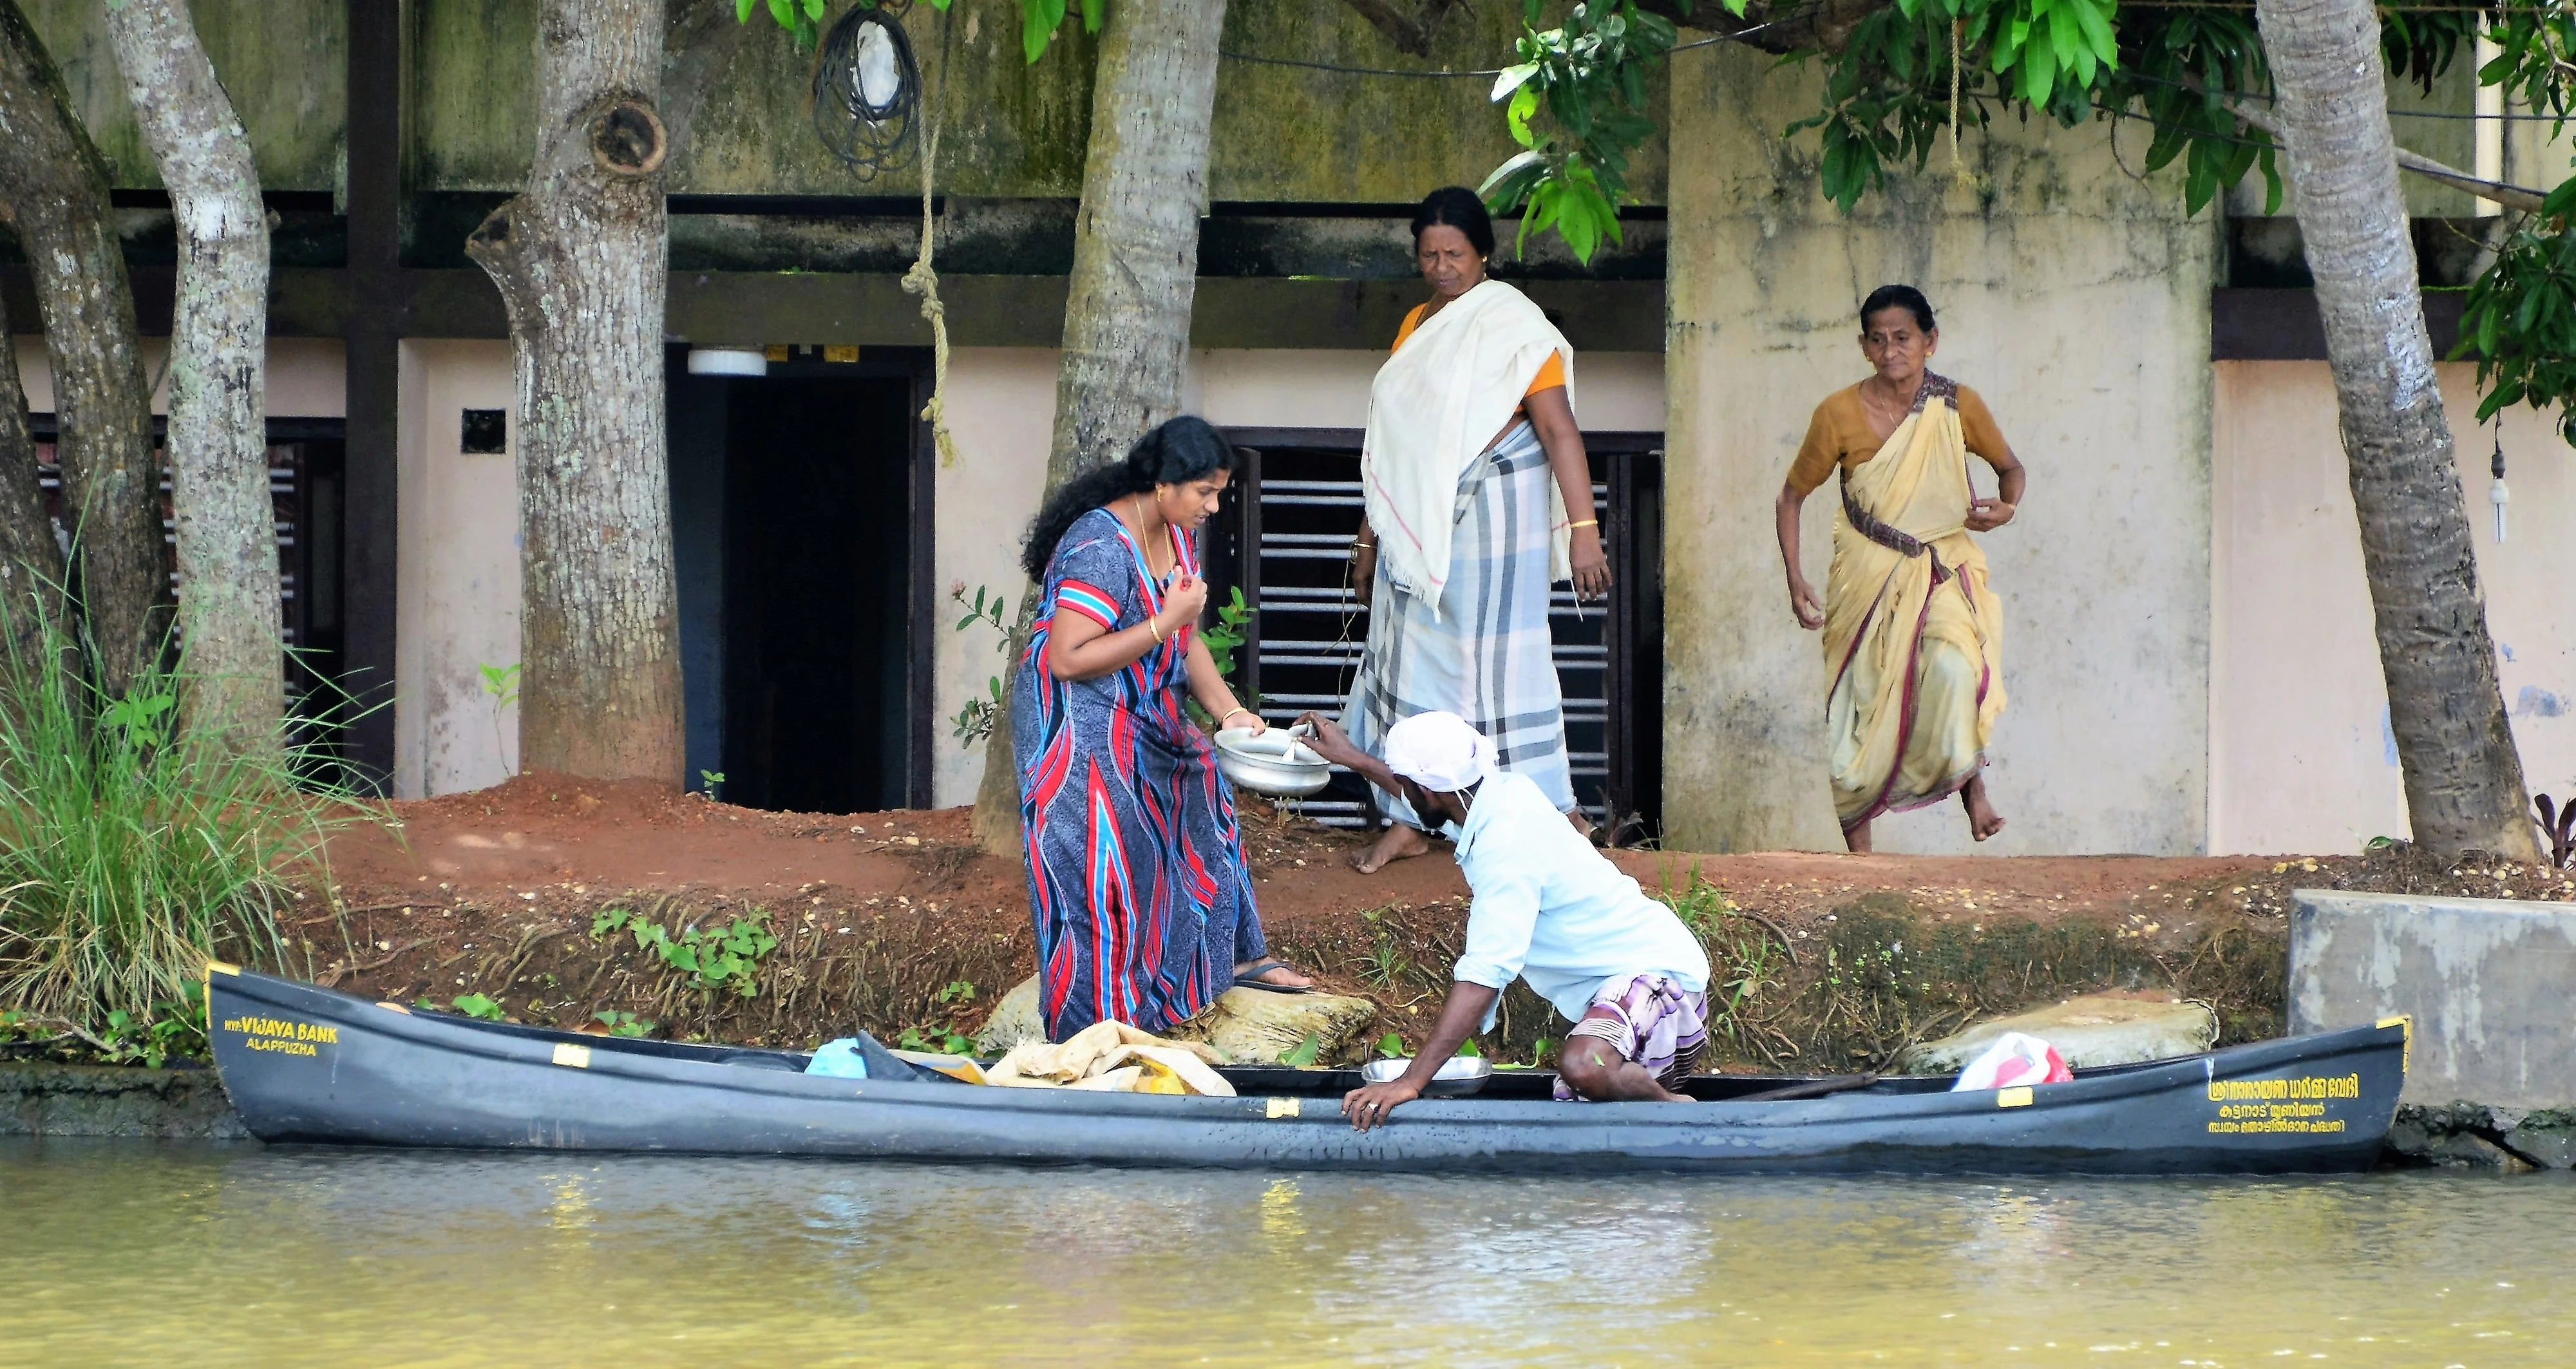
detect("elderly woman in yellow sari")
(1775, 285), (2025, 852)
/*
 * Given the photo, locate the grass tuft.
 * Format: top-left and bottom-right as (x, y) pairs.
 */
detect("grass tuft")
(0, 598), (379, 1062)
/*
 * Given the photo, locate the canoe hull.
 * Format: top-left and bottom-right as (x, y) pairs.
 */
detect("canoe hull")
(207, 967), (2405, 1176)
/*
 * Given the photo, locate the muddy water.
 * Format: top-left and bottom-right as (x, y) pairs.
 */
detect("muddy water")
(4, 1140), (2570, 1367)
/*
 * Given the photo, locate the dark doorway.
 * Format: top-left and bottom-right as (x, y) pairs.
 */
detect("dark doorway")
(668, 350), (929, 815)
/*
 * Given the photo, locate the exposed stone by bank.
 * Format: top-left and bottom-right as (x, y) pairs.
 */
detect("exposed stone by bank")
(1899, 994), (2219, 1073)
(0, 1064), (247, 1140)
(2385, 1103), (2576, 1170)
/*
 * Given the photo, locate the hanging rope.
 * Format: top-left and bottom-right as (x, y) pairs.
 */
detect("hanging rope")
(900, 17), (958, 469)
(1948, 17), (1969, 184)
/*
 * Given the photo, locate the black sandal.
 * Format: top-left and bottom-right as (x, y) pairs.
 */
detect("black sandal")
(1232, 958), (1318, 994)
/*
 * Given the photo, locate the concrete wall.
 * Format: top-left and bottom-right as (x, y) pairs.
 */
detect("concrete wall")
(393, 339), (518, 800)
(925, 346), (1671, 806)
(1662, 48), (2221, 856)
(2290, 890), (2576, 1110)
(15, 337), (345, 417)
(2211, 362), (2576, 853)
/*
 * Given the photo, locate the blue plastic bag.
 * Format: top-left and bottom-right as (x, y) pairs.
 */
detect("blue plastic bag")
(805, 1039), (870, 1079)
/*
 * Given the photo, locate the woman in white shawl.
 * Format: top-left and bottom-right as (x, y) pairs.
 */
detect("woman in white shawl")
(1342, 187), (1610, 873)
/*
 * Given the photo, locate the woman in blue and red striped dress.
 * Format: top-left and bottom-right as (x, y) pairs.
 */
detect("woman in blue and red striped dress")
(1010, 417), (1313, 1040)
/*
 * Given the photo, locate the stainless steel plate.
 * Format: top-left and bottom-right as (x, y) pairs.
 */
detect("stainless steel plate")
(1359, 1055), (1494, 1097)
(1213, 726), (1331, 798)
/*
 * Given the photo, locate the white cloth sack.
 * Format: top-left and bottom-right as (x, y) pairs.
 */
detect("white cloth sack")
(1947, 1030), (2072, 1091)
(1361, 278), (1573, 616)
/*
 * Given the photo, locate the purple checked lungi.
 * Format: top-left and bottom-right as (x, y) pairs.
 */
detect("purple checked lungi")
(1553, 972), (1710, 1102)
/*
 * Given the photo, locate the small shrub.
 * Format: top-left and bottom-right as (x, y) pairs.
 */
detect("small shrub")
(593, 1010), (656, 1038)
(592, 905), (777, 998)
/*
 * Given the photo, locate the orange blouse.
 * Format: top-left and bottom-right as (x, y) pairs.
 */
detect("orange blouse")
(1785, 381), (2011, 497)
(1393, 302), (1568, 397)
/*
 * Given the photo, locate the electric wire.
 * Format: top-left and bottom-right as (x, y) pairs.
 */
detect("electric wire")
(814, 0), (923, 180)
(1217, 15), (1793, 80)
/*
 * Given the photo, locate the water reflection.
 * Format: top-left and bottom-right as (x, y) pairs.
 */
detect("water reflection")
(1, 1139), (2568, 1366)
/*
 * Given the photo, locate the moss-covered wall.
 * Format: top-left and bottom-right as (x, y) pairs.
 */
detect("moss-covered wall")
(1209, 3), (1665, 205)
(407, 0), (1101, 195)
(407, 0), (1666, 202)
(24, 0), (345, 193)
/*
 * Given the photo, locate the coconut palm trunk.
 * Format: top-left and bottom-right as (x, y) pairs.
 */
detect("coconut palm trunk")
(2255, 0), (2539, 861)
(466, 0), (685, 784)
(969, 0), (1231, 854)
(0, 0), (164, 694)
(104, 0), (283, 753)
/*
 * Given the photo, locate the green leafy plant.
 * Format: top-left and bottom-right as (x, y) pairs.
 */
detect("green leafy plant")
(2458, 175), (2576, 441)
(898, 1024), (976, 1054)
(593, 1010), (657, 1039)
(93, 987), (204, 1069)
(898, 979), (980, 1054)
(699, 769), (726, 802)
(1375, 1030), (1405, 1059)
(949, 584), (1016, 750)
(1480, 0), (1692, 264)
(1200, 586), (1254, 681)
(450, 993), (507, 1022)
(591, 906), (779, 999)
(478, 662), (521, 778)
(0, 596), (376, 1062)
(1279, 1030), (1323, 1067)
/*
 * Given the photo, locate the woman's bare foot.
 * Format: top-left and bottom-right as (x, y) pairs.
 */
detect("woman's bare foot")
(1233, 958), (1315, 990)
(1350, 822), (1430, 873)
(1842, 818), (1873, 854)
(1962, 773), (2006, 842)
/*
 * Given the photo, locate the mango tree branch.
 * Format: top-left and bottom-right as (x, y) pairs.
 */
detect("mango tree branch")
(2215, 86), (2551, 214)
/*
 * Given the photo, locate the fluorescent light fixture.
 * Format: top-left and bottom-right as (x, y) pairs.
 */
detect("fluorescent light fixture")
(686, 346), (768, 377)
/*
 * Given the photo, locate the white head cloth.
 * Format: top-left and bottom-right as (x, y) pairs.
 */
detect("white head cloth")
(1380, 711), (1495, 793)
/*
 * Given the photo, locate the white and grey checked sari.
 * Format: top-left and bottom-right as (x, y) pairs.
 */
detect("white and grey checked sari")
(1342, 419), (1575, 828)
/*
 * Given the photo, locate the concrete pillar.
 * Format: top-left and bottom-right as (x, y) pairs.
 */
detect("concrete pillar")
(1660, 48), (2219, 855)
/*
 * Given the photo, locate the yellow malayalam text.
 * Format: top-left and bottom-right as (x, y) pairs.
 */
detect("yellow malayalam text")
(2204, 1073), (2360, 1135)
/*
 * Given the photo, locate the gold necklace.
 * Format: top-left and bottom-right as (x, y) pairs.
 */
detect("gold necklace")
(1133, 495), (1170, 581)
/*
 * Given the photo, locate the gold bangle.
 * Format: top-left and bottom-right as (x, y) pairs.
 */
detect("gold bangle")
(1223, 706), (1256, 725)
(1567, 519), (1598, 529)
(1147, 616), (1166, 643)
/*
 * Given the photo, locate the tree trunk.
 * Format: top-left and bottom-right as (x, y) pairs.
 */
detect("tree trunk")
(104, 0), (282, 752)
(0, 0), (164, 694)
(969, 0), (1230, 854)
(0, 279), (64, 648)
(466, 0), (684, 784)
(2255, 0), (2540, 862)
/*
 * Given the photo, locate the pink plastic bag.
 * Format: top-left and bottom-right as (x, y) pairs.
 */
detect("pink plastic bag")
(1948, 1031), (2073, 1092)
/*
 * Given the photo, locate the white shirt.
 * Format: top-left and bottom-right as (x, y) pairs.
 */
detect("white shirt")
(1443, 772), (1710, 1028)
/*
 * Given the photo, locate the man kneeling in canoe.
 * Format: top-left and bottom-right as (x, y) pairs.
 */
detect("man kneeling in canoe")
(1295, 710), (1710, 1131)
